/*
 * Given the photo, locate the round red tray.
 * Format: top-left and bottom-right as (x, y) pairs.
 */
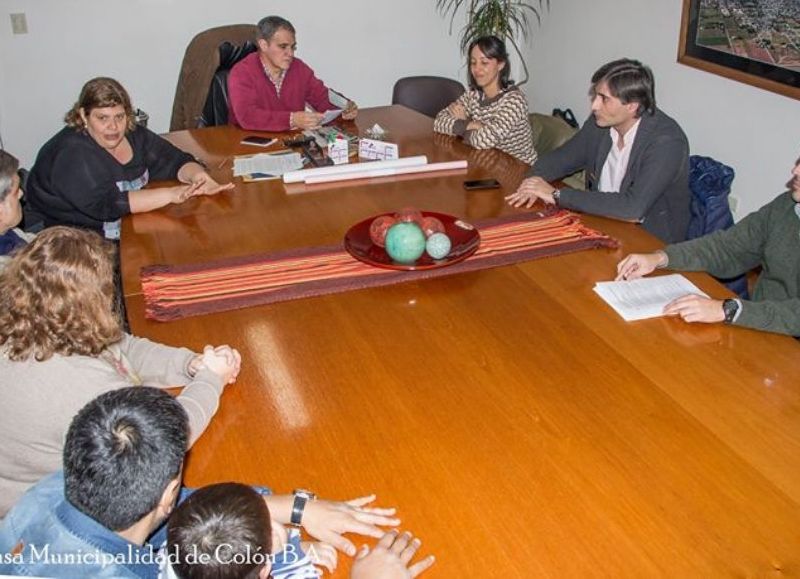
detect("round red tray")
(344, 211), (480, 271)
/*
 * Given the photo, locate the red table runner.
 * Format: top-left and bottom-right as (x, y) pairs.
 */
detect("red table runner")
(141, 210), (618, 321)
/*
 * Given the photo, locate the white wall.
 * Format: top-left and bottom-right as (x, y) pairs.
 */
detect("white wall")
(522, 0), (800, 218)
(0, 0), (467, 166)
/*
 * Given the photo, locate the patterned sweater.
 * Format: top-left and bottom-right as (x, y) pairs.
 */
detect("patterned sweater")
(433, 86), (536, 165)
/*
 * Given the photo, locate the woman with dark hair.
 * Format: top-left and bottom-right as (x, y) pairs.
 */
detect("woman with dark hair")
(434, 35), (536, 164)
(26, 77), (233, 239)
(0, 227), (241, 517)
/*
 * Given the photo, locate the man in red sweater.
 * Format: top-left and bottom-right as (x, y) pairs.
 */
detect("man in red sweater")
(228, 15), (358, 131)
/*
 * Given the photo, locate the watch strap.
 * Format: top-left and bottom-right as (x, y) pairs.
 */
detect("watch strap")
(290, 494), (308, 526)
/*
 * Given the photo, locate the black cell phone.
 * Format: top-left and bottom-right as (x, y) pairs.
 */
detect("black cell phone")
(241, 136), (277, 147)
(463, 178), (501, 190)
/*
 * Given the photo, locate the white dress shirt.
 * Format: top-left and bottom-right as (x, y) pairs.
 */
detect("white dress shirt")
(599, 119), (641, 193)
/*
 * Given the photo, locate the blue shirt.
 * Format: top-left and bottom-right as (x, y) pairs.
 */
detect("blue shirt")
(1, 473), (180, 578)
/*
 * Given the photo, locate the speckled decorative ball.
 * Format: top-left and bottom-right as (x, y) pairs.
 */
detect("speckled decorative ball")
(394, 207), (424, 225)
(420, 216), (445, 238)
(369, 215), (397, 247)
(385, 222), (426, 264)
(426, 232), (452, 259)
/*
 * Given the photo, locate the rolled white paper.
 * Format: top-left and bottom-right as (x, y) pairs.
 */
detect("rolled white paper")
(304, 160), (468, 184)
(283, 155), (428, 184)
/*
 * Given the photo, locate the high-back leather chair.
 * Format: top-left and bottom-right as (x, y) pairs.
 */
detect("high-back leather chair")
(199, 41), (257, 128)
(170, 24), (257, 131)
(391, 76), (465, 118)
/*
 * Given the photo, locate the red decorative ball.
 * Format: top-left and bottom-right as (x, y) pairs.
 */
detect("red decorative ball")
(420, 216), (445, 238)
(369, 215), (397, 247)
(394, 207), (423, 225)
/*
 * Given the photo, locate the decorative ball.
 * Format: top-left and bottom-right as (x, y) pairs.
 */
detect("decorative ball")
(420, 216), (445, 238)
(425, 232), (452, 259)
(385, 222), (426, 264)
(394, 207), (424, 225)
(369, 215), (397, 247)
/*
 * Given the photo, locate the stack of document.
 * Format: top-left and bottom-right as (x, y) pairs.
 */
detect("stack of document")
(594, 274), (709, 321)
(233, 151), (304, 181)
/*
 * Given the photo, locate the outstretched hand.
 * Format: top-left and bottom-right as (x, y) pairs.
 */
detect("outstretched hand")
(302, 495), (400, 557)
(505, 176), (555, 208)
(189, 171), (235, 196)
(351, 530), (435, 579)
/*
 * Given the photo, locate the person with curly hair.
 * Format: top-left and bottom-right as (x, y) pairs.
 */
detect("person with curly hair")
(25, 77), (234, 239)
(0, 226), (242, 518)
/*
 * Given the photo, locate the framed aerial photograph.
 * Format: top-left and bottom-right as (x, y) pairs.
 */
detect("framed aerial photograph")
(678, 0), (800, 100)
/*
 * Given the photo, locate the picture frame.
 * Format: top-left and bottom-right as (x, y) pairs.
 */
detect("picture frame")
(677, 0), (800, 101)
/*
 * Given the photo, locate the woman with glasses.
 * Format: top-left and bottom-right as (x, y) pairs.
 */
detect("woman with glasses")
(25, 77), (233, 239)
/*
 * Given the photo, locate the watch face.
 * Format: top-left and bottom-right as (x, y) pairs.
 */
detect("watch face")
(723, 299), (739, 322)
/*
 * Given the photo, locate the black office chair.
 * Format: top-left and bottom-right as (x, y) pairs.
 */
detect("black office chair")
(199, 41), (258, 128)
(391, 76), (465, 118)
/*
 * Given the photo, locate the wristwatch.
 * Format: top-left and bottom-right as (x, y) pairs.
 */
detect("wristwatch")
(722, 299), (740, 324)
(552, 188), (561, 205)
(290, 489), (317, 527)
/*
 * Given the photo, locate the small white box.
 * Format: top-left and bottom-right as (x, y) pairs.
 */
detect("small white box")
(327, 139), (349, 165)
(358, 138), (399, 161)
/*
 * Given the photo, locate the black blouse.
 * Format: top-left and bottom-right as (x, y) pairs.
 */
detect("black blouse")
(27, 125), (194, 234)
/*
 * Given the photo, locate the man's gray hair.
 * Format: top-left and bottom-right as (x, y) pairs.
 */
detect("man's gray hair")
(0, 150), (20, 203)
(257, 15), (295, 42)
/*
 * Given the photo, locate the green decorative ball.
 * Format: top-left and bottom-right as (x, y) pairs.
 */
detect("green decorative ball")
(385, 222), (426, 264)
(426, 232), (452, 259)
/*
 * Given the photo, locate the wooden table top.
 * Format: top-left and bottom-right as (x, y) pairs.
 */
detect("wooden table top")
(121, 106), (800, 577)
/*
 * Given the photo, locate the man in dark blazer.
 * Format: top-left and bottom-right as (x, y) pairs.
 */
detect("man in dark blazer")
(507, 58), (691, 243)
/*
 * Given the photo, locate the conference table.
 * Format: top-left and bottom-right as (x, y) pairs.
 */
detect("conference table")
(121, 106), (800, 577)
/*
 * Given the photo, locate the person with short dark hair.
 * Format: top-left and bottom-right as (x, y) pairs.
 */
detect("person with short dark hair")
(165, 482), (337, 579)
(26, 77), (233, 239)
(228, 15), (358, 132)
(0, 388), (401, 577)
(0, 226), (241, 518)
(165, 483), (434, 579)
(615, 159), (800, 336)
(0, 387), (189, 577)
(434, 35), (536, 164)
(0, 150), (34, 269)
(507, 58), (691, 244)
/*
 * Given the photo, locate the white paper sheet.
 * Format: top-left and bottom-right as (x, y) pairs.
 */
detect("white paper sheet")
(328, 89), (351, 109)
(593, 274), (709, 321)
(321, 109), (343, 125)
(233, 152), (304, 177)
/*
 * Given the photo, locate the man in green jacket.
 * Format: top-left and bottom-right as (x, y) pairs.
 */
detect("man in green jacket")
(615, 159), (800, 337)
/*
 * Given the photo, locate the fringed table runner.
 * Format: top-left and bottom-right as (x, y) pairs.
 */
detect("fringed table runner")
(141, 210), (619, 321)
